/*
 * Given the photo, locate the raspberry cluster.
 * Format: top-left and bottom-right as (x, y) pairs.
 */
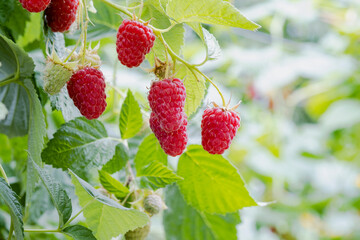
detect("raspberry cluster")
(67, 67), (107, 120)
(148, 79), (188, 156)
(45, 0), (79, 32)
(19, 0), (51, 12)
(116, 19), (155, 68)
(201, 107), (241, 154)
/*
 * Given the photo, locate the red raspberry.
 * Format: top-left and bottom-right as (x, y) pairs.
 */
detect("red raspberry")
(150, 112), (188, 157)
(19, 0), (51, 12)
(45, 0), (79, 32)
(148, 78), (186, 132)
(201, 107), (241, 154)
(116, 19), (155, 68)
(67, 67), (107, 120)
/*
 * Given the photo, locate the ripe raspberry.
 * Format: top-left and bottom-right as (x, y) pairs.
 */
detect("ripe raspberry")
(148, 78), (186, 132)
(125, 224), (150, 240)
(45, 0), (79, 32)
(143, 194), (163, 215)
(150, 112), (187, 157)
(67, 67), (107, 120)
(19, 0), (51, 12)
(201, 107), (241, 154)
(116, 19), (155, 68)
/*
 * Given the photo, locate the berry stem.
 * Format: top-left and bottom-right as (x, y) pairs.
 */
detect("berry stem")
(63, 36), (82, 63)
(156, 33), (226, 106)
(81, 0), (89, 65)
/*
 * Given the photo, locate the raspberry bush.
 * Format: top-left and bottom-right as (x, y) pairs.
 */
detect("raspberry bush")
(0, 0), (261, 239)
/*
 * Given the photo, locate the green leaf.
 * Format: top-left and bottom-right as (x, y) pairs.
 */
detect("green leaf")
(164, 185), (240, 240)
(98, 170), (129, 198)
(166, 0), (260, 30)
(102, 143), (129, 174)
(0, 177), (24, 240)
(32, 160), (72, 227)
(0, 0), (15, 24)
(70, 171), (149, 240)
(177, 145), (257, 214)
(0, 35), (17, 82)
(0, 83), (29, 137)
(23, 79), (46, 219)
(42, 117), (119, 177)
(17, 13), (41, 47)
(119, 90), (143, 139)
(62, 225), (97, 240)
(202, 28), (221, 60)
(176, 64), (206, 117)
(134, 134), (167, 173)
(137, 161), (183, 189)
(3, 1), (30, 40)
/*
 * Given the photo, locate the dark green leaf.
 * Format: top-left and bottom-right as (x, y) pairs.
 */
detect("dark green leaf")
(41, 117), (119, 177)
(62, 225), (97, 240)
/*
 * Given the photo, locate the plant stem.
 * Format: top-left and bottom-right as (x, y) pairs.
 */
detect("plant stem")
(7, 222), (13, 240)
(156, 33), (226, 106)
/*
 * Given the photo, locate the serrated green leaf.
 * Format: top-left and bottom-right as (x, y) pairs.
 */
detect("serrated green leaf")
(119, 90), (143, 139)
(0, 35), (17, 82)
(0, 177), (24, 240)
(41, 117), (119, 178)
(137, 161), (183, 189)
(176, 64), (206, 117)
(102, 143), (129, 174)
(24, 79), (46, 219)
(99, 170), (129, 198)
(32, 160), (72, 227)
(70, 171), (149, 240)
(164, 185), (240, 240)
(166, 0), (260, 30)
(134, 134), (167, 173)
(177, 145), (257, 214)
(62, 225), (97, 240)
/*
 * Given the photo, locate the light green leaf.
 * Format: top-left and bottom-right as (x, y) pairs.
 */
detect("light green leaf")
(102, 143), (129, 174)
(32, 160), (72, 227)
(119, 90), (143, 139)
(17, 13), (41, 47)
(3, 2), (30, 40)
(0, 177), (23, 240)
(62, 225), (97, 240)
(177, 145), (257, 214)
(99, 170), (129, 198)
(176, 64), (206, 117)
(164, 185), (240, 240)
(166, 0), (260, 30)
(137, 161), (183, 189)
(24, 79), (46, 218)
(41, 117), (119, 178)
(70, 171), (149, 240)
(203, 28), (221, 60)
(134, 134), (167, 173)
